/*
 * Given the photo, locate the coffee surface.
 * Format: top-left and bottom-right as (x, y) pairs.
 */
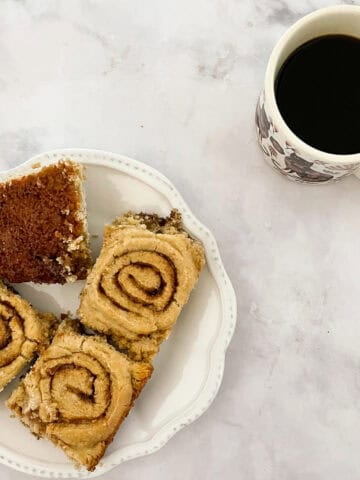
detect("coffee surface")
(275, 35), (360, 155)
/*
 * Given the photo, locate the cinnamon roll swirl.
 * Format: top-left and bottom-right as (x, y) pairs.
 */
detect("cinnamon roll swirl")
(78, 210), (205, 361)
(0, 281), (56, 392)
(7, 319), (153, 471)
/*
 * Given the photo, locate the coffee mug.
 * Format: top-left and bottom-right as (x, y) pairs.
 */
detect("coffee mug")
(256, 5), (360, 184)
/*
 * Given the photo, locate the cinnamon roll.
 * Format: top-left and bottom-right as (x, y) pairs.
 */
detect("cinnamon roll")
(78, 209), (205, 361)
(7, 319), (153, 471)
(0, 281), (56, 392)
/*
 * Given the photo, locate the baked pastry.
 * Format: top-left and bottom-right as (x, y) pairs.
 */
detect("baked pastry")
(0, 281), (56, 392)
(78, 209), (205, 361)
(7, 318), (153, 471)
(0, 160), (91, 283)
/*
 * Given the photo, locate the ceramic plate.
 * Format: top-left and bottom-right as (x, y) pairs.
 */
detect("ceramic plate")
(0, 149), (236, 478)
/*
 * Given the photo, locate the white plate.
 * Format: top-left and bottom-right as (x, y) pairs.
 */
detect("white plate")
(0, 149), (237, 478)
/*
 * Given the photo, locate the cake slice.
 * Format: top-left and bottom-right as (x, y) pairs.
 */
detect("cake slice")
(7, 318), (153, 471)
(0, 281), (57, 392)
(0, 160), (91, 283)
(78, 209), (205, 362)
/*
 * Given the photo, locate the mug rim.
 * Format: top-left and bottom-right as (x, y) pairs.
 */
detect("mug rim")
(265, 4), (360, 164)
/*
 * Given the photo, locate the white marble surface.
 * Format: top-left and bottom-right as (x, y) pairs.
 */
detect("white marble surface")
(1, 0), (360, 479)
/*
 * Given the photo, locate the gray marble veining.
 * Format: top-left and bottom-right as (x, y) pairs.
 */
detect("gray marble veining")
(1, 1), (360, 479)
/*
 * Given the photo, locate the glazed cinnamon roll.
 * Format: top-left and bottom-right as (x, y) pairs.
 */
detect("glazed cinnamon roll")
(0, 281), (56, 392)
(78, 210), (205, 361)
(7, 319), (153, 471)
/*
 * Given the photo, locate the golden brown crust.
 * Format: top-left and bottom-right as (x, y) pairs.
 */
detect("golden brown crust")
(7, 318), (152, 471)
(78, 209), (205, 361)
(6, 209), (204, 470)
(108, 209), (184, 234)
(0, 281), (57, 392)
(0, 160), (92, 283)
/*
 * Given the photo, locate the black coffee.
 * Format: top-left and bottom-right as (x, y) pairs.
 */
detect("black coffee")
(275, 35), (360, 155)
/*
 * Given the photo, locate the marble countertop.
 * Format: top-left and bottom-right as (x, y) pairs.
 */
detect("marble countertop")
(1, 0), (360, 479)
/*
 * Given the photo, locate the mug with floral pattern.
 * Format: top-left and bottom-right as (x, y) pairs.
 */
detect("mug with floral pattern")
(256, 5), (360, 184)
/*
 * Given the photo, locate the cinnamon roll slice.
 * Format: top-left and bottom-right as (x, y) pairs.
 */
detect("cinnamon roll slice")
(0, 281), (56, 392)
(78, 209), (205, 361)
(7, 318), (153, 471)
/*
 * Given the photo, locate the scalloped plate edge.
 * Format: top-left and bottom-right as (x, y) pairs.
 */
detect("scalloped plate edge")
(0, 149), (237, 478)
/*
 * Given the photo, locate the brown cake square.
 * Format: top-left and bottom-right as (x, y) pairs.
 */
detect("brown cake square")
(7, 318), (153, 471)
(0, 160), (92, 283)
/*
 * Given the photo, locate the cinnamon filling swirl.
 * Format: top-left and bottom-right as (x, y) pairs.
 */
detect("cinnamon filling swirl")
(78, 210), (205, 362)
(7, 319), (153, 472)
(0, 282), (55, 392)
